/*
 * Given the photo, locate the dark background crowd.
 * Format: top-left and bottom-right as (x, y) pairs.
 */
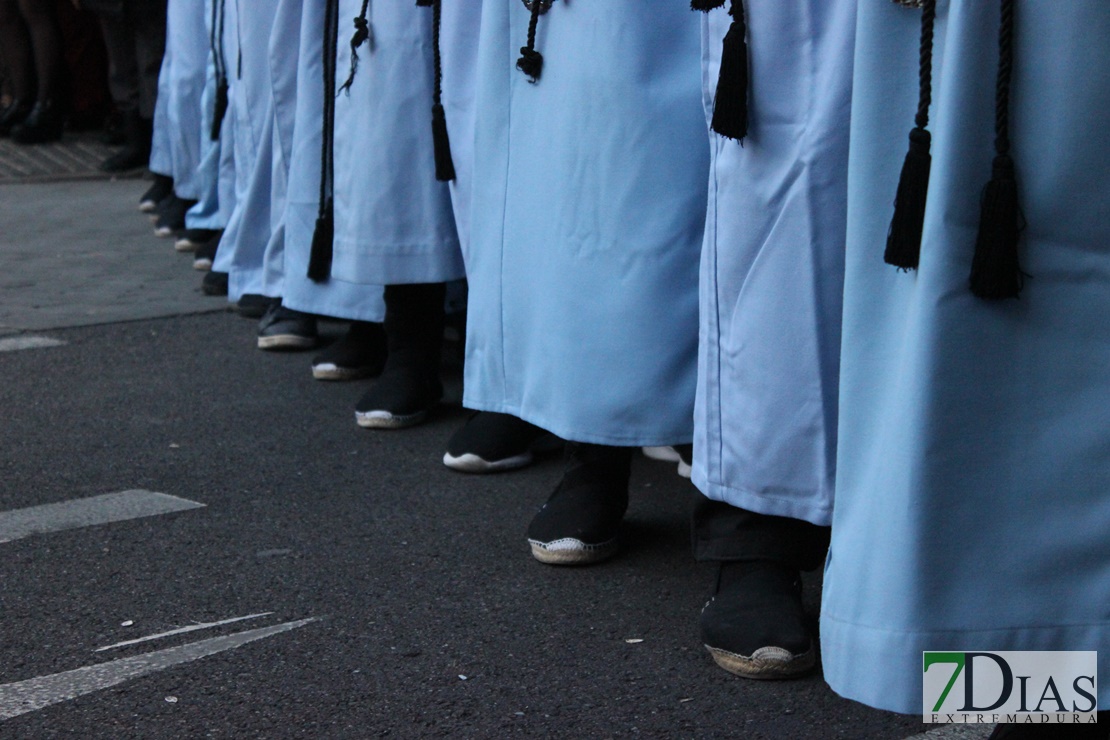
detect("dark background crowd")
(0, 0), (163, 172)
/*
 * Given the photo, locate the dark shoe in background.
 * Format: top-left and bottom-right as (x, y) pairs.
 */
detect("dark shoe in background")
(311, 321), (387, 380)
(193, 231), (222, 271)
(139, 175), (174, 213)
(175, 228), (218, 254)
(0, 99), (32, 137)
(237, 294), (278, 319)
(201, 270), (228, 296)
(11, 100), (66, 144)
(99, 111), (152, 172)
(153, 196), (196, 237)
(257, 303), (318, 351)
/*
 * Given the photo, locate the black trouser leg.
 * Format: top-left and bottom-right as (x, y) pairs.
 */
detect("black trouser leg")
(691, 492), (830, 571)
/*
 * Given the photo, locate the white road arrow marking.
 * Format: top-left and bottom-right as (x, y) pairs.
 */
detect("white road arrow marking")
(0, 336), (64, 352)
(94, 612), (275, 653)
(0, 618), (317, 721)
(0, 490), (204, 544)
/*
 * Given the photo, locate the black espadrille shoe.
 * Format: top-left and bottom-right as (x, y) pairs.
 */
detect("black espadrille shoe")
(312, 321), (387, 381)
(443, 411), (556, 473)
(700, 560), (816, 679)
(526, 443), (631, 565)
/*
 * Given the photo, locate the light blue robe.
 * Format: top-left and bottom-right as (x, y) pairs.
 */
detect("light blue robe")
(692, 2), (854, 528)
(439, 3), (481, 257)
(328, 0), (463, 286)
(213, 0), (282, 301)
(462, 1), (708, 446)
(148, 0), (207, 199)
(185, 0), (236, 231)
(820, 0), (1110, 714)
(279, 0), (385, 322)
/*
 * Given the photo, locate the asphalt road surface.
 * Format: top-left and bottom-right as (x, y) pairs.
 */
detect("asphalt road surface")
(0, 179), (983, 738)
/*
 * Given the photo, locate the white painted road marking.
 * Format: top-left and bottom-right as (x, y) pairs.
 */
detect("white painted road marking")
(0, 618), (317, 721)
(0, 336), (65, 352)
(0, 490), (204, 544)
(95, 612), (275, 652)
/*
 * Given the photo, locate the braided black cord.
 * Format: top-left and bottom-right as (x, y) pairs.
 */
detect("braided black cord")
(319, 0), (339, 219)
(915, 0), (935, 130)
(516, 1), (544, 82)
(338, 0), (372, 94)
(432, 0), (443, 107)
(994, 0), (1014, 157)
(525, 1), (540, 53)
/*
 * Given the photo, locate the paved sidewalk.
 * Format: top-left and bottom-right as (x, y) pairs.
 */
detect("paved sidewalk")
(0, 179), (224, 336)
(0, 131), (128, 183)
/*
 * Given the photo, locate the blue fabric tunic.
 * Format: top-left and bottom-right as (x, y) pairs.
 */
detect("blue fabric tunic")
(327, 0), (463, 287)
(820, 0), (1110, 713)
(279, 0), (383, 322)
(213, 0), (282, 301)
(462, 1), (708, 446)
(283, 1), (461, 319)
(185, 0), (236, 231)
(439, 3), (481, 258)
(692, 1), (854, 527)
(148, 0), (207, 199)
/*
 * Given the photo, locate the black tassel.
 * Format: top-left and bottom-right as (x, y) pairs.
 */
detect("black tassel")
(969, 154), (1023, 299)
(884, 127), (931, 269)
(710, 1), (749, 142)
(517, 0), (544, 83)
(690, 0), (726, 9)
(885, 0), (935, 270)
(431, 103), (455, 182)
(210, 78), (228, 141)
(307, 199), (334, 283)
(311, 0), (339, 283)
(969, 0), (1023, 300)
(427, 0), (454, 181)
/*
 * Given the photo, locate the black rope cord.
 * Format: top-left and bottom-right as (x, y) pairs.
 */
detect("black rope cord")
(991, 0), (1014, 165)
(883, 0), (935, 269)
(969, 0), (1024, 299)
(308, 0), (341, 282)
(429, 0), (455, 180)
(913, 0), (935, 135)
(209, 0), (229, 141)
(338, 0), (373, 94)
(516, 1), (545, 82)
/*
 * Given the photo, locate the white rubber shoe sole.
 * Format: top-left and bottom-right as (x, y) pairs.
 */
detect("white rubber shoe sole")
(355, 408), (429, 429)
(442, 450), (534, 474)
(528, 537), (618, 566)
(642, 445), (681, 462)
(257, 334), (316, 351)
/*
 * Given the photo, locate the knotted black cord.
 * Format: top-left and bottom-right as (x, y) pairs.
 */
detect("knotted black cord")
(338, 0), (372, 94)
(516, 1), (544, 82)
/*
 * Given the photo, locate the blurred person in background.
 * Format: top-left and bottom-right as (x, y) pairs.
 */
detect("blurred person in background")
(0, 0), (67, 142)
(82, 0), (167, 171)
